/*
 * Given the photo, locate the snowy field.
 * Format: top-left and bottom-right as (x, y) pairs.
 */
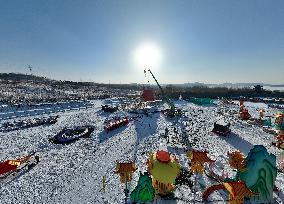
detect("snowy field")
(0, 101), (93, 120)
(0, 99), (284, 204)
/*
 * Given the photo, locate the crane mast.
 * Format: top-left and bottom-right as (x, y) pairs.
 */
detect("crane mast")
(147, 69), (165, 96)
(146, 69), (175, 110)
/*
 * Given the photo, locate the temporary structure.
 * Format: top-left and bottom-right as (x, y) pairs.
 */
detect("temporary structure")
(142, 89), (155, 102)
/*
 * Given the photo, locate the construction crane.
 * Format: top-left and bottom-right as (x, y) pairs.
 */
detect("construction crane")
(144, 69), (180, 117)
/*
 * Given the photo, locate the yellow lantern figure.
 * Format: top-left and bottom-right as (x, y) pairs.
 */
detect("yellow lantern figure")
(147, 150), (180, 195)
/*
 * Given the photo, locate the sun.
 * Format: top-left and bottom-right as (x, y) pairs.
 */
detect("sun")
(133, 42), (162, 70)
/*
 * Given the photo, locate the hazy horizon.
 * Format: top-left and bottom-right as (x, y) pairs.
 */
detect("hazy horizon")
(2, 72), (284, 88)
(0, 0), (283, 84)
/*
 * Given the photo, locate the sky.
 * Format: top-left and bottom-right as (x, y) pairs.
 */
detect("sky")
(0, 0), (283, 84)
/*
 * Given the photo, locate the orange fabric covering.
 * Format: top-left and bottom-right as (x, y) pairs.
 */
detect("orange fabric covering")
(0, 160), (18, 175)
(142, 89), (155, 102)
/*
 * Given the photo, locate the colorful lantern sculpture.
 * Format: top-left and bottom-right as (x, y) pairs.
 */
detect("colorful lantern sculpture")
(276, 133), (284, 149)
(224, 181), (257, 204)
(188, 150), (214, 174)
(275, 111), (284, 131)
(239, 145), (277, 202)
(240, 108), (251, 120)
(228, 151), (246, 180)
(203, 181), (257, 204)
(239, 100), (251, 120)
(116, 161), (137, 204)
(115, 161), (137, 183)
(0, 157), (29, 176)
(104, 117), (129, 132)
(147, 150), (180, 195)
(130, 172), (155, 203)
(259, 109), (265, 120)
(188, 150), (215, 203)
(239, 100), (244, 112)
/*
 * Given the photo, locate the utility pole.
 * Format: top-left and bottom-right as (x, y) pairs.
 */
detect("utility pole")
(28, 65), (32, 75)
(108, 80), (110, 96)
(124, 181), (129, 204)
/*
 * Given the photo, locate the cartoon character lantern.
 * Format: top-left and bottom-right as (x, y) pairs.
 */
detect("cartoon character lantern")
(147, 150), (180, 195)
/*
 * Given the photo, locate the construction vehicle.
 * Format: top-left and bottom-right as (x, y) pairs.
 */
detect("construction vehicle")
(144, 69), (182, 117)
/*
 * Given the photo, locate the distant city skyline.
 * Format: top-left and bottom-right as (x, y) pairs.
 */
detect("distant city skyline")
(0, 0), (283, 84)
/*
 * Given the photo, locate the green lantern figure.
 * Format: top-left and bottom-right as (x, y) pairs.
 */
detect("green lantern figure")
(239, 145), (277, 203)
(130, 172), (155, 203)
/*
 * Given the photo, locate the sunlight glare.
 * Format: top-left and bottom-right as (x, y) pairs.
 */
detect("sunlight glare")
(134, 42), (162, 70)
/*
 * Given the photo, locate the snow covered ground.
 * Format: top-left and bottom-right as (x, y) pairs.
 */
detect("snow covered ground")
(0, 101), (93, 120)
(0, 99), (283, 203)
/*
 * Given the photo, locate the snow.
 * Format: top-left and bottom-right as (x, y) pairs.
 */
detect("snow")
(0, 101), (92, 120)
(0, 99), (284, 203)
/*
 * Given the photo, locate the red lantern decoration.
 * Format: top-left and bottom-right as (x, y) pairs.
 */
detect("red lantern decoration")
(142, 89), (155, 102)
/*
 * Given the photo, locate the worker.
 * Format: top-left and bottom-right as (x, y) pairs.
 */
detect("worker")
(165, 127), (169, 136)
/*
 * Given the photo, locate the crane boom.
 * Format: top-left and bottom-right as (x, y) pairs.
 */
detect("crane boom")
(147, 69), (165, 96)
(146, 69), (175, 110)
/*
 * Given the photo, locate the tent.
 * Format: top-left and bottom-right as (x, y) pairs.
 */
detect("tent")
(190, 97), (214, 105)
